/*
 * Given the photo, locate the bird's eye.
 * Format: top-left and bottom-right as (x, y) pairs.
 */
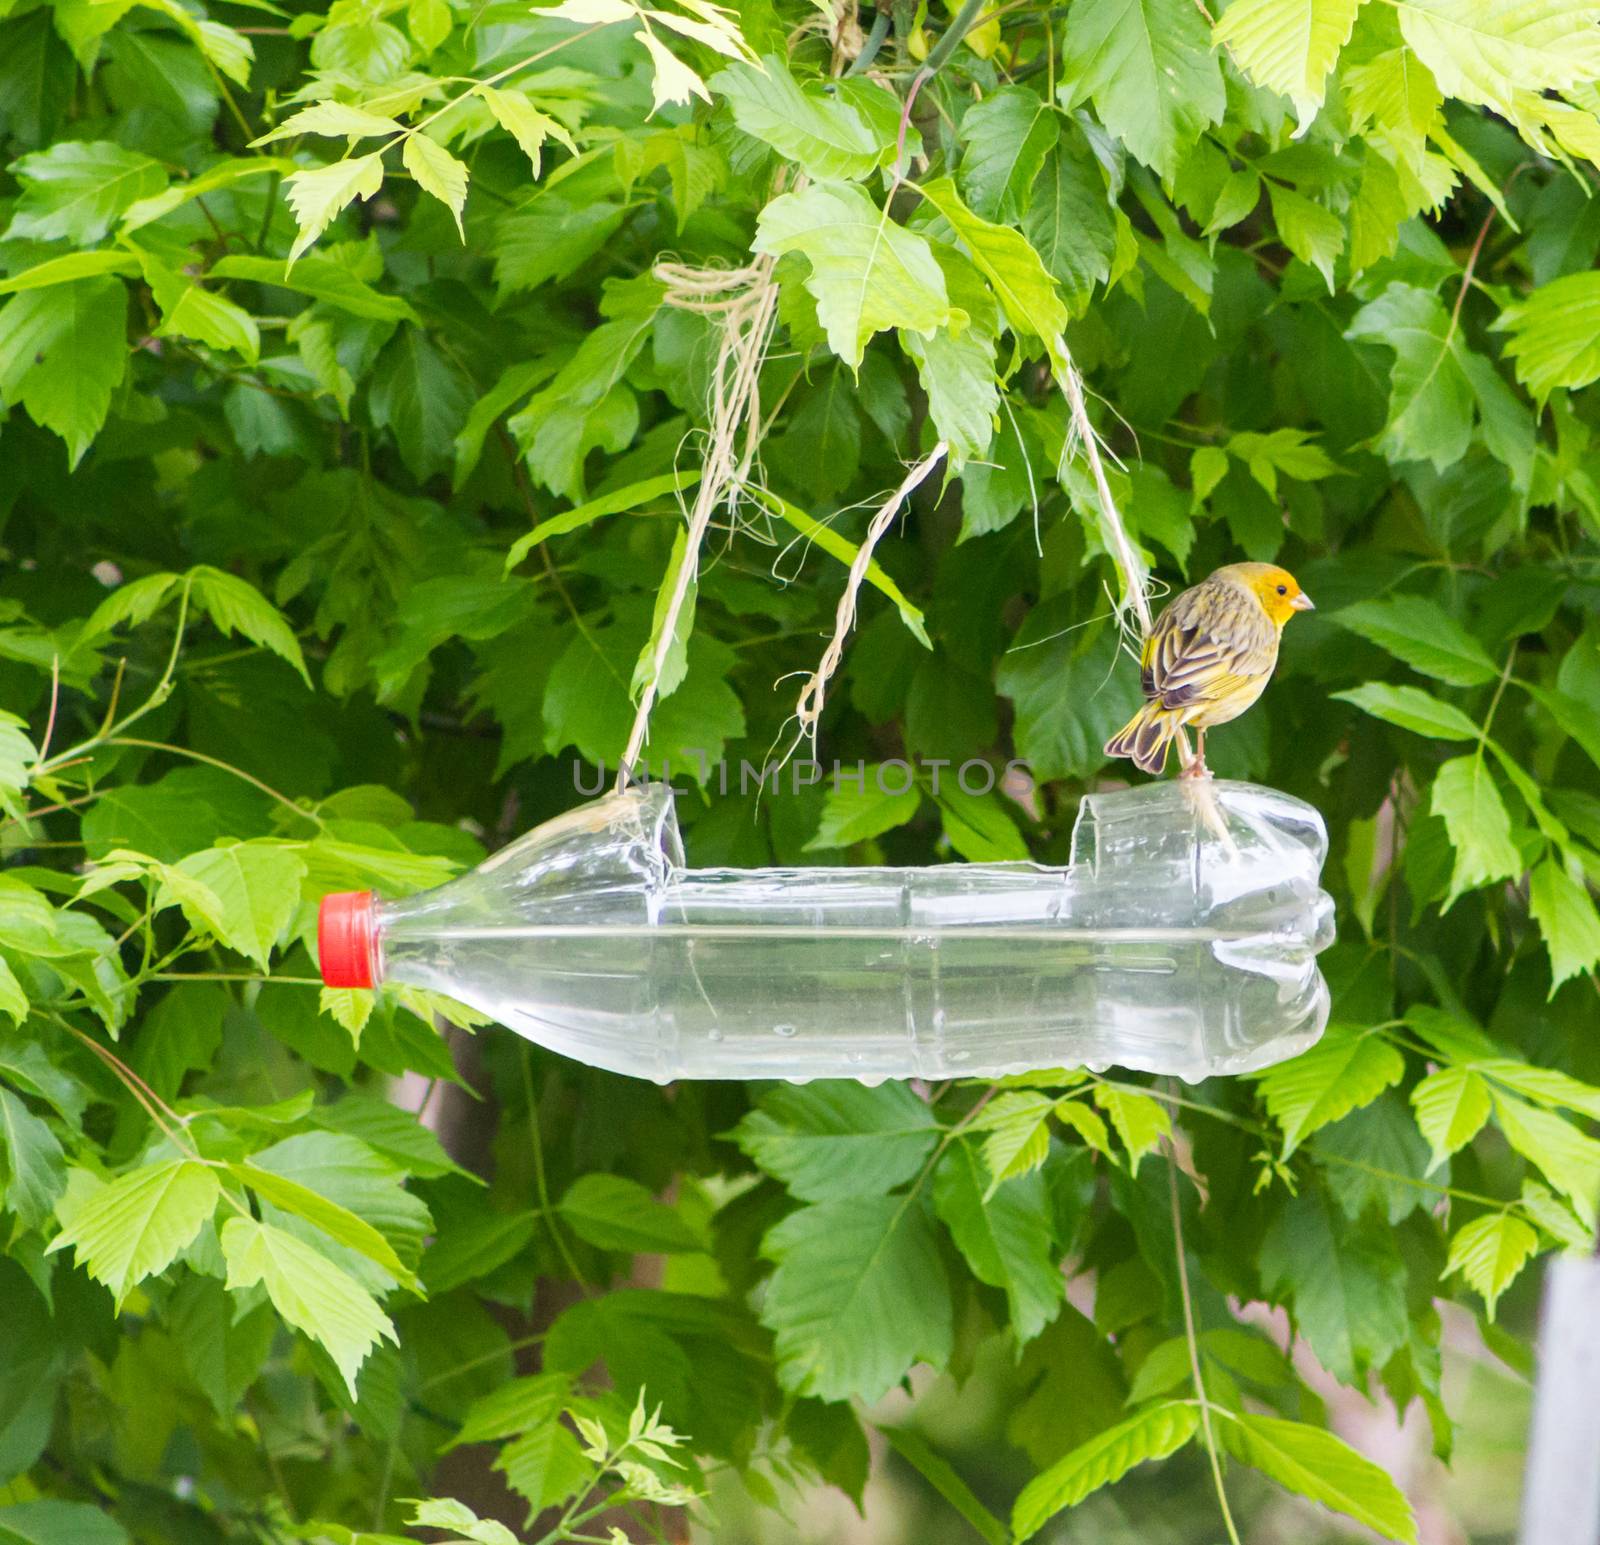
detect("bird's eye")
(1276, 584), (1287, 595)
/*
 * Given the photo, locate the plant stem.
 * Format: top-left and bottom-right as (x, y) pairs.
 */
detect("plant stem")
(521, 1045), (590, 1290)
(845, 8), (891, 75)
(916, 0), (988, 80)
(1164, 1115), (1242, 1545)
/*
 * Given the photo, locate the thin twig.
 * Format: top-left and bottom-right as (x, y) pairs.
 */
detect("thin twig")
(38, 656), (61, 765)
(1164, 1115), (1243, 1545)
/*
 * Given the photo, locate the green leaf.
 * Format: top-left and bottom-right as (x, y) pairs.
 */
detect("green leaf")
(1335, 596), (1498, 686)
(1011, 1403), (1199, 1541)
(932, 1139), (1063, 1343)
(0, 716), (37, 817)
(1090, 1086), (1171, 1172)
(931, 786), (1028, 861)
(1226, 427), (1341, 495)
(369, 325), (475, 482)
(3, 141), (165, 244)
(404, 1500), (517, 1545)
(631, 527), (695, 704)
(248, 1131), (430, 1264)
(1053, 1099), (1113, 1157)
(918, 177), (1068, 343)
(902, 326), (998, 470)
(877, 1425), (1008, 1545)
(1333, 682), (1480, 740)
(229, 1162), (417, 1287)
(1260, 1188), (1409, 1384)
(0, 1500), (130, 1545)
(1476, 1059), (1600, 1122)
(959, 88), (1059, 224)
(712, 56), (898, 181)
(1212, 0), (1364, 129)
(745, 486), (930, 644)
(409, 0), (451, 52)
(47, 1160), (221, 1308)
(402, 133), (469, 237)
(1493, 1091), (1600, 1223)
(1445, 1212), (1538, 1318)
(970, 1090), (1057, 1187)
(0, 1088), (65, 1229)
(1395, 0), (1600, 121)
(0, 278), (128, 467)
(1528, 856), (1600, 988)
(999, 616), (1142, 782)
(1431, 755), (1522, 905)
(1527, 684), (1600, 774)
(284, 154), (384, 264)
(1220, 1411), (1418, 1543)
(252, 100), (404, 144)
(320, 987), (372, 1042)
(481, 86), (574, 176)
(1407, 1005), (1499, 1063)
(1520, 1180), (1595, 1252)
(81, 779), (219, 860)
(556, 1174), (701, 1253)
(493, 195), (625, 297)
(121, 157), (296, 234)
(1123, 1337), (1192, 1404)
(1495, 271), (1600, 400)
(760, 1195), (953, 1402)
(131, 983), (228, 1103)
(207, 254), (417, 322)
(1410, 1066), (1492, 1172)
(541, 600), (744, 779)
(455, 358), (557, 488)
(165, 842), (308, 968)
(311, 1095), (471, 1181)
(1267, 183), (1344, 291)
(1345, 284), (1474, 469)
(190, 566), (310, 683)
(1024, 135), (1118, 313)
(420, 1211), (537, 1294)
(0, 251), (141, 294)
(753, 182), (950, 369)
(145, 265), (260, 364)
(806, 766), (923, 850)
(1057, 0), (1224, 180)
(731, 1081), (939, 1201)
(0, 957), (28, 1025)
(221, 1215), (395, 1398)
(451, 1371), (571, 1447)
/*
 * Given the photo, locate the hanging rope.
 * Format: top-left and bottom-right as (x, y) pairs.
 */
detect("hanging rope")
(791, 441), (949, 743)
(1050, 336), (1152, 640)
(614, 257), (780, 789)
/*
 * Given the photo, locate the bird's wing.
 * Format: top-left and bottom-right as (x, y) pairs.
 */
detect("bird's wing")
(1141, 581), (1277, 711)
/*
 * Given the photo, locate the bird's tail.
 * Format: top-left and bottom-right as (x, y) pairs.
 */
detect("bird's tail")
(1104, 702), (1182, 776)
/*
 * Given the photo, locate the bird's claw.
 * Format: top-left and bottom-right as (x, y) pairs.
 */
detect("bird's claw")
(1179, 759), (1213, 781)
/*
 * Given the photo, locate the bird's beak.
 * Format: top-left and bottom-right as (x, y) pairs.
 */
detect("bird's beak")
(1291, 592), (1315, 611)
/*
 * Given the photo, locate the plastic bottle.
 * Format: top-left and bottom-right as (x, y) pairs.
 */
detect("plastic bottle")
(318, 779), (1335, 1083)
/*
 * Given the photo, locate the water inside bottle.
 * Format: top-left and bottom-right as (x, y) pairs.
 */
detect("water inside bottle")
(374, 778), (1335, 1083)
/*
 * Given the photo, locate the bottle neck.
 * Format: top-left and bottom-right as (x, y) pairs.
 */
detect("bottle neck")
(318, 891), (380, 989)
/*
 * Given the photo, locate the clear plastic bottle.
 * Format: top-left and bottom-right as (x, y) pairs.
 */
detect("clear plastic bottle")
(318, 779), (1335, 1083)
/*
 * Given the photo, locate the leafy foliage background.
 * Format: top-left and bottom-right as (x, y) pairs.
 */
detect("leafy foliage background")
(1, 0), (1599, 1537)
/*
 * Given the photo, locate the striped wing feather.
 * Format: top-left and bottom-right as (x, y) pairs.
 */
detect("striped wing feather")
(1140, 578), (1277, 716)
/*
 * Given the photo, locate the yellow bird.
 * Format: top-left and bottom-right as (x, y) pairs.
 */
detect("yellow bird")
(1104, 562), (1314, 778)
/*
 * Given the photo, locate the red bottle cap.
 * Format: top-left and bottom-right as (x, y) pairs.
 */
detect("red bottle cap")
(319, 891), (376, 989)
